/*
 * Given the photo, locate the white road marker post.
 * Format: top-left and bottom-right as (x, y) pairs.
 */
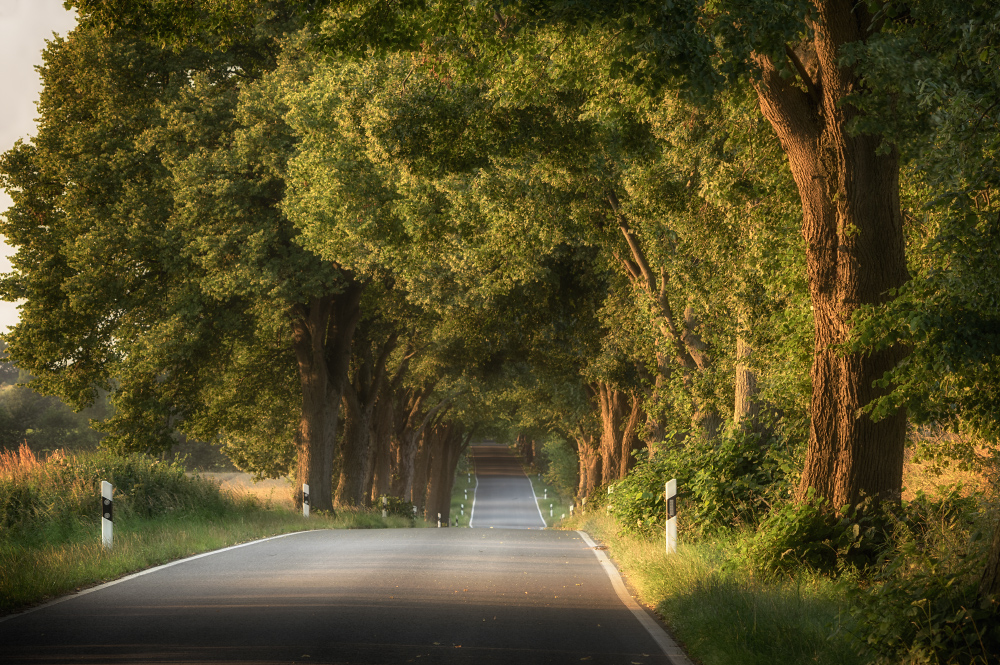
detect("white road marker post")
(665, 479), (678, 554)
(461, 503), (464, 516)
(543, 489), (547, 499)
(101, 481), (113, 550)
(549, 503), (553, 518)
(570, 505), (574, 517)
(437, 512), (441, 528)
(382, 496), (387, 519)
(302, 483), (310, 518)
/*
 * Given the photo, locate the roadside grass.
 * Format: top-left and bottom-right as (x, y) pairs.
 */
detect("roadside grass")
(450, 454), (476, 527)
(527, 471), (572, 527)
(0, 445), (416, 614)
(568, 512), (864, 665)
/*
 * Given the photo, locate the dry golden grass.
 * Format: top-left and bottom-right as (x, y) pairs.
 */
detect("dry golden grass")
(902, 429), (998, 501)
(195, 472), (296, 510)
(0, 442), (45, 480)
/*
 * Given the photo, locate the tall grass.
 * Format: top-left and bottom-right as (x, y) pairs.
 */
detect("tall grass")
(0, 445), (414, 613)
(571, 512), (865, 665)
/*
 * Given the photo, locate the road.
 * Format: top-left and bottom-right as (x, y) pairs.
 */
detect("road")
(468, 443), (546, 529)
(0, 445), (687, 664)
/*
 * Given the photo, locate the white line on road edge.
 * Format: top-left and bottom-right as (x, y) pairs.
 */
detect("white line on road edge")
(0, 530), (319, 624)
(577, 530), (694, 665)
(468, 448), (480, 527)
(525, 475), (548, 528)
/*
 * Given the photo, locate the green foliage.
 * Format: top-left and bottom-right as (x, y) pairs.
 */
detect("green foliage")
(0, 448), (235, 539)
(540, 437), (578, 499)
(608, 428), (800, 536)
(744, 494), (893, 576)
(0, 384), (107, 453)
(374, 494), (416, 519)
(849, 493), (999, 665)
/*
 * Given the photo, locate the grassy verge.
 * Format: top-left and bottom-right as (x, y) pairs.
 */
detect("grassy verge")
(0, 445), (417, 614)
(450, 453), (476, 527)
(527, 471), (573, 527)
(567, 512), (864, 665)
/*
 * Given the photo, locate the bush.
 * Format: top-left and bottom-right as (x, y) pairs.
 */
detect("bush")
(374, 494), (417, 518)
(607, 428), (799, 536)
(0, 444), (241, 540)
(540, 437), (579, 499)
(848, 492), (999, 665)
(743, 492), (896, 575)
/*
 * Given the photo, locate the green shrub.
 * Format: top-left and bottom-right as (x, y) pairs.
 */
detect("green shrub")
(743, 491), (897, 575)
(607, 428), (799, 536)
(374, 494), (417, 518)
(540, 437), (579, 499)
(0, 446), (243, 542)
(848, 493), (998, 665)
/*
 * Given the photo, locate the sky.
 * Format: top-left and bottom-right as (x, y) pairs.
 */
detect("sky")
(0, 0), (78, 331)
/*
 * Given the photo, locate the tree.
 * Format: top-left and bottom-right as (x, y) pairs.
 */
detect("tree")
(0, 5), (369, 512)
(476, 0), (912, 508)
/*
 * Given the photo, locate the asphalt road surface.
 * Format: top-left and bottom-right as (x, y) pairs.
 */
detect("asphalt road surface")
(468, 443), (546, 529)
(0, 446), (687, 665)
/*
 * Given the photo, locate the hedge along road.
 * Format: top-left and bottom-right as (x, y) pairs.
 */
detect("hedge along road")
(0, 446), (690, 665)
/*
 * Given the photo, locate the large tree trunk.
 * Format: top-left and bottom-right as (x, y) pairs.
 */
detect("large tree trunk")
(318, 279), (364, 510)
(423, 424), (450, 522)
(369, 384), (394, 502)
(516, 432), (534, 466)
(423, 423), (472, 525)
(334, 329), (396, 506)
(751, 1), (908, 508)
(596, 383), (644, 482)
(411, 431), (433, 508)
(575, 428), (602, 499)
(291, 296), (335, 512)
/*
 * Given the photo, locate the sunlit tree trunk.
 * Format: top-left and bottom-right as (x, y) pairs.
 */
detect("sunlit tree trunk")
(291, 296), (334, 512)
(734, 336), (762, 430)
(596, 383), (644, 482)
(334, 329), (396, 506)
(751, 1), (908, 507)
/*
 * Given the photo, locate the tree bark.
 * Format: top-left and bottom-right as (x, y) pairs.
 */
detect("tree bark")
(517, 432), (534, 466)
(596, 383), (644, 483)
(291, 295), (335, 512)
(734, 336), (762, 430)
(334, 329), (396, 506)
(299, 280), (362, 512)
(369, 382), (394, 502)
(751, 1), (908, 508)
(574, 426), (602, 499)
(411, 430), (433, 508)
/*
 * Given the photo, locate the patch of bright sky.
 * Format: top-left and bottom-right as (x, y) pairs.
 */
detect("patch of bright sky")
(0, 0), (78, 331)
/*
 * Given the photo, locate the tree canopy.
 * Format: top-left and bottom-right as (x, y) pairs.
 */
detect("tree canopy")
(2, 0), (1000, 614)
